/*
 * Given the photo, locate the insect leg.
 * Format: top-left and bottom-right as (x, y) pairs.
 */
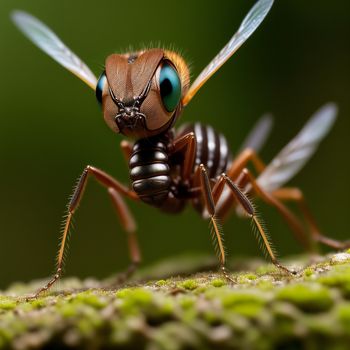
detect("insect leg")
(195, 164), (233, 282)
(107, 188), (141, 284)
(215, 173), (296, 275)
(215, 149), (267, 219)
(272, 187), (350, 250)
(227, 148), (266, 179)
(238, 169), (315, 252)
(120, 140), (133, 164)
(33, 165), (139, 297)
(171, 132), (196, 181)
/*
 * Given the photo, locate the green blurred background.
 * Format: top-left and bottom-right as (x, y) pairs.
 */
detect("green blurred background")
(0, 0), (349, 288)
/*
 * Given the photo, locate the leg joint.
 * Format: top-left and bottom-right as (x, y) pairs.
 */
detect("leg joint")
(242, 168), (249, 175)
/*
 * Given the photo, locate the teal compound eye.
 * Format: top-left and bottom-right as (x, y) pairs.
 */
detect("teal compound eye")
(96, 71), (107, 104)
(159, 62), (181, 112)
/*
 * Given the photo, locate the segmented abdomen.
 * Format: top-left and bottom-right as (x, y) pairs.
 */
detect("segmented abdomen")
(177, 122), (232, 178)
(129, 137), (171, 206)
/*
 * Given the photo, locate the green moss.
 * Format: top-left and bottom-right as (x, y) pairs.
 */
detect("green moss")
(277, 284), (334, 312)
(318, 265), (350, 297)
(77, 310), (104, 337)
(245, 273), (258, 280)
(178, 279), (198, 291)
(255, 264), (277, 275)
(0, 298), (16, 311)
(115, 288), (162, 320)
(1, 252), (350, 349)
(116, 287), (151, 300)
(230, 302), (264, 318)
(211, 278), (226, 287)
(116, 288), (153, 311)
(303, 267), (314, 277)
(330, 254), (350, 266)
(73, 291), (107, 309)
(193, 285), (210, 294)
(220, 291), (266, 309)
(178, 296), (197, 323)
(157, 297), (174, 316)
(336, 304), (350, 333)
(256, 278), (274, 291)
(179, 295), (195, 310)
(237, 272), (258, 283)
(58, 302), (79, 318)
(16, 301), (36, 312)
(155, 279), (168, 287)
(151, 322), (201, 350)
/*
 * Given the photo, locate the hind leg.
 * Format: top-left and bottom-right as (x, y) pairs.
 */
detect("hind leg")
(272, 187), (350, 250)
(236, 169), (350, 251)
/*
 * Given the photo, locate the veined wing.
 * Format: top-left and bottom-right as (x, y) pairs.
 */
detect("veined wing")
(257, 103), (337, 192)
(11, 11), (97, 89)
(238, 113), (273, 153)
(182, 0), (274, 106)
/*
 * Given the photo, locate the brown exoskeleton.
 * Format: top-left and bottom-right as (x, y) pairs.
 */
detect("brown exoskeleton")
(12, 0), (350, 297)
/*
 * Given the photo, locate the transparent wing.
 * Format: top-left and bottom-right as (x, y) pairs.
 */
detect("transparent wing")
(182, 0), (274, 106)
(11, 11), (97, 89)
(257, 103), (337, 192)
(238, 114), (273, 153)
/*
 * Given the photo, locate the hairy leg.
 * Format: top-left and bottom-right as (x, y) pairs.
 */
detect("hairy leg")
(272, 187), (350, 250)
(197, 164), (294, 282)
(215, 148), (266, 219)
(194, 164), (233, 281)
(32, 166), (140, 297)
(213, 172), (295, 275)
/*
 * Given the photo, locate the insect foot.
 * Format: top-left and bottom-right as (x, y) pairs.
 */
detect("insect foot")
(274, 263), (298, 276)
(221, 266), (236, 284)
(31, 268), (63, 299)
(103, 262), (140, 290)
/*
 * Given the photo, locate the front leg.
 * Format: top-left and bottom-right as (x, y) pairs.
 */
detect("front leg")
(32, 166), (140, 298)
(170, 132), (196, 181)
(120, 140), (133, 164)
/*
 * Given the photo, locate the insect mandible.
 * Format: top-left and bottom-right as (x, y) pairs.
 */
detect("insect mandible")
(12, 0), (350, 297)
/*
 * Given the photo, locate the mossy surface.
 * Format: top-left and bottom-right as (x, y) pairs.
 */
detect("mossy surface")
(2, 252), (350, 349)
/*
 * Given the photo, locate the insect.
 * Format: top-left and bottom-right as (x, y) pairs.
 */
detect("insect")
(12, 0), (350, 297)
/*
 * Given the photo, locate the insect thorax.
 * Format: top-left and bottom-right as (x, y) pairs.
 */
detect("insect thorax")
(129, 135), (171, 206)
